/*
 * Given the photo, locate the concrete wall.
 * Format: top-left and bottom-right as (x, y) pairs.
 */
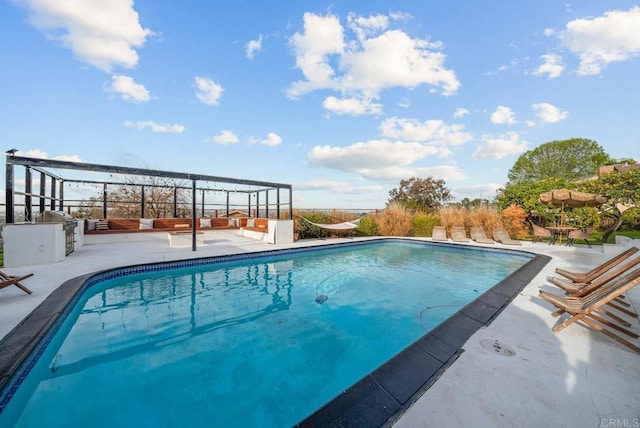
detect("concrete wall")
(2, 223), (66, 267)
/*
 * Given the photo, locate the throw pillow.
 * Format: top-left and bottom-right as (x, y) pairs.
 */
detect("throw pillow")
(96, 220), (109, 231)
(200, 218), (212, 228)
(227, 218), (236, 227)
(86, 219), (97, 231)
(139, 218), (154, 230)
(246, 218), (255, 228)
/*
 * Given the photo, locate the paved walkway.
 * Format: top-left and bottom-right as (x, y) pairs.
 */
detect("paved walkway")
(1, 232), (639, 427)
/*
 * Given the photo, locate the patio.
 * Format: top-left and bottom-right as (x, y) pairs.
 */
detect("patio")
(1, 233), (639, 427)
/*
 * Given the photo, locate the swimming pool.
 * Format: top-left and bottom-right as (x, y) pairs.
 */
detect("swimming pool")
(0, 239), (549, 427)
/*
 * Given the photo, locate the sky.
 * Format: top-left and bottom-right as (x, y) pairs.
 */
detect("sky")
(1, 0), (639, 210)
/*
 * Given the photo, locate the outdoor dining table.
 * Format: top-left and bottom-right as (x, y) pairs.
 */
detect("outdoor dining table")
(547, 226), (577, 245)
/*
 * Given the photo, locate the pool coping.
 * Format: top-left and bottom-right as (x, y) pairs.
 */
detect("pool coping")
(0, 239), (551, 425)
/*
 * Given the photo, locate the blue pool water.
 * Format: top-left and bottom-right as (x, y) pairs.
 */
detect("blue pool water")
(0, 240), (530, 427)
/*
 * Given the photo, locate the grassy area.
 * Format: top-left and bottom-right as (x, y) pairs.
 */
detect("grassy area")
(589, 230), (640, 244)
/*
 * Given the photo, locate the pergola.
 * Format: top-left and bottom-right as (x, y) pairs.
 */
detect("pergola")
(5, 153), (293, 250)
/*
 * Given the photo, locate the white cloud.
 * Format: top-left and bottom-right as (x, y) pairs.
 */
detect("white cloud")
(352, 165), (467, 183)
(322, 95), (382, 115)
(14, 149), (48, 159)
(490, 106), (517, 125)
(195, 76), (223, 105)
(380, 117), (472, 147)
(451, 183), (503, 201)
(19, 0), (153, 71)
(13, 149), (84, 162)
(485, 58), (519, 76)
(543, 28), (555, 37)
(210, 130), (239, 145)
(287, 12), (460, 114)
(453, 108), (469, 118)
(258, 132), (282, 147)
(526, 120), (536, 127)
(106, 75), (150, 102)
(246, 34), (263, 59)
(307, 139), (456, 183)
(473, 132), (529, 159)
(295, 180), (382, 194)
(288, 13), (345, 95)
(124, 120), (185, 133)
(347, 12), (389, 41)
(532, 54), (564, 79)
(532, 102), (568, 123)
(340, 29), (458, 94)
(51, 154), (83, 162)
(560, 6), (640, 75)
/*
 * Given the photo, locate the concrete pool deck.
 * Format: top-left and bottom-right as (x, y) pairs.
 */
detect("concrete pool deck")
(1, 231), (639, 427)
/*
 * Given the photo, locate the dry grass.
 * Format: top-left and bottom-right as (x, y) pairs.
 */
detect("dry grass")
(436, 207), (468, 237)
(467, 208), (503, 240)
(375, 203), (413, 236)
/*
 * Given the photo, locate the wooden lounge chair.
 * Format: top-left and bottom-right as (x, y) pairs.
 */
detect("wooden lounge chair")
(548, 258), (640, 325)
(431, 226), (448, 241)
(531, 224), (552, 244)
(0, 271), (34, 295)
(492, 228), (522, 245)
(539, 267), (640, 353)
(549, 255), (640, 297)
(470, 227), (494, 244)
(451, 226), (469, 242)
(555, 247), (639, 283)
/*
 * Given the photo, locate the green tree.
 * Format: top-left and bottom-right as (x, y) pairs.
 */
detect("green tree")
(80, 176), (191, 219)
(580, 168), (640, 242)
(388, 177), (452, 211)
(496, 177), (568, 212)
(507, 138), (612, 184)
(457, 197), (490, 209)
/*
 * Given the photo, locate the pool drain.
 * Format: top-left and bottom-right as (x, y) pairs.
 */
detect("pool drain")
(479, 339), (516, 356)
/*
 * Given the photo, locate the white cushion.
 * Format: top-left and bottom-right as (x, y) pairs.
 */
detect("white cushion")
(246, 218), (255, 227)
(139, 218), (154, 230)
(228, 218), (237, 227)
(86, 219), (97, 231)
(200, 218), (211, 228)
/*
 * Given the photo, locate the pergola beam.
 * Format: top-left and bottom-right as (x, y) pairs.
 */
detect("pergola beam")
(5, 153), (294, 251)
(7, 155), (292, 190)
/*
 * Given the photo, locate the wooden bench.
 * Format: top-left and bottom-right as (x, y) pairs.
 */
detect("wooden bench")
(237, 218), (269, 234)
(84, 217), (240, 234)
(84, 218), (269, 235)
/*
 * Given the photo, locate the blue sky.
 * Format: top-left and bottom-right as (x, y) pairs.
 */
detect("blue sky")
(1, 1), (639, 210)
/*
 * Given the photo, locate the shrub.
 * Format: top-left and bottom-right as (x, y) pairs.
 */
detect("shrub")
(501, 204), (528, 239)
(298, 211), (331, 239)
(375, 203), (413, 236)
(411, 213), (440, 237)
(620, 207), (640, 231)
(356, 216), (378, 236)
(567, 207), (601, 230)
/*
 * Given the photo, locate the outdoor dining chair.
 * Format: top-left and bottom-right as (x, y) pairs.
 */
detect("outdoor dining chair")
(567, 227), (593, 248)
(531, 224), (553, 244)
